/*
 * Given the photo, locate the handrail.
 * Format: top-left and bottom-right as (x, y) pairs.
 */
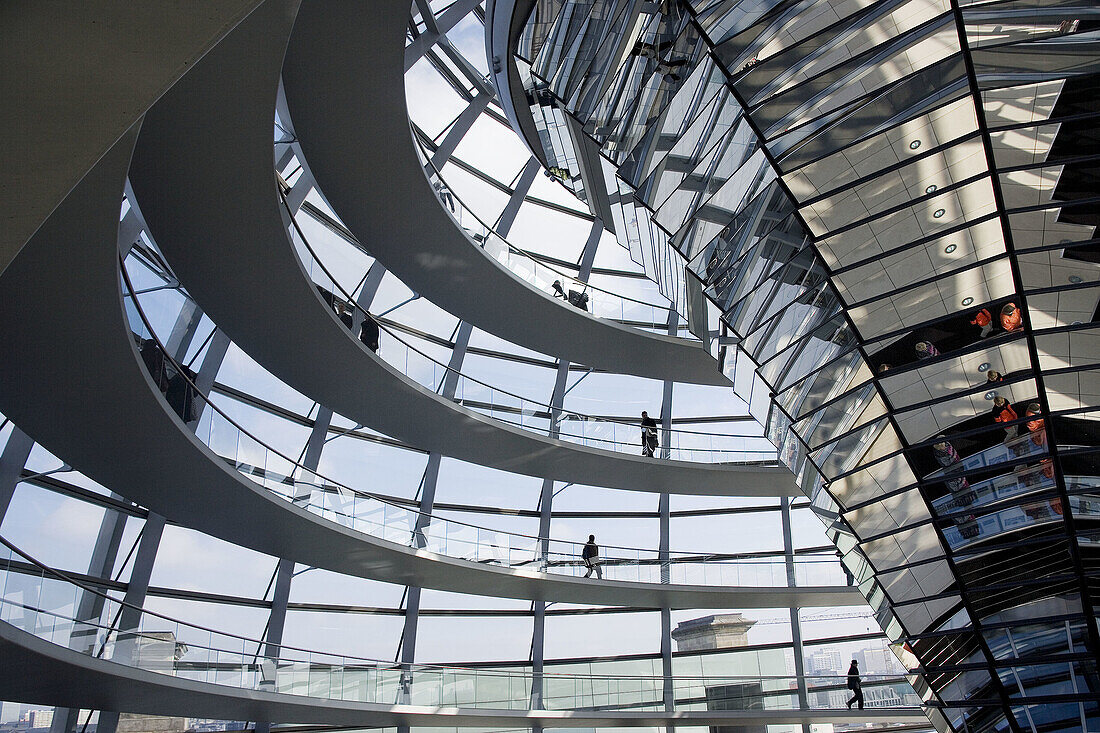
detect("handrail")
(119, 256), (828, 587)
(281, 190), (775, 462)
(0, 534), (911, 692)
(408, 127), (677, 319)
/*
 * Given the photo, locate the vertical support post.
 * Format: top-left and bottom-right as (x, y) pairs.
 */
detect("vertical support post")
(660, 310), (676, 727)
(530, 358), (571, 721)
(0, 427), (34, 521)
(495, 157), (541, 237)
(396, 321), (472, 729)
(428, 92), (493, 172)
(95, 313), (230, 733)
(253, 406), (333, 733)
(781, 496), (810, 722)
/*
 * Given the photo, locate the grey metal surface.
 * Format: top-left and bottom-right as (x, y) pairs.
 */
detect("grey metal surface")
(0, 0), (264, 277)
(280, 0), (730, 387)
(128, 0), (794, 497)
(0, 621), (928, 728)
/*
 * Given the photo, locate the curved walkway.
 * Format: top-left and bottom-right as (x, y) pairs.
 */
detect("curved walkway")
(123, 276), (859, 606)
(0, 0), (829, 610)
(278, 0), (729, 388)
(0, 622), (920, 727)
(126, 0), (795, 497)
(0, 0), (264, 275)
(0, 545), (926, 727)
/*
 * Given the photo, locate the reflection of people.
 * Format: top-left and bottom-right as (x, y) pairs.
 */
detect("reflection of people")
(582, 535), (602, 579)
(641, 411), (659, 457)
(1000, 303), (1023, 332)
(915, 340), (939, 359)
(846, 660), (864, 710)
(933, 436), (972, 503)
(992, 396), (1018, 438)
(878, 363), (891, 374)
(1025, 403), (1046, 447)
(552, 280), (567, 299)
(971, 307), (994, 337)
(986, 370), (1003, 383)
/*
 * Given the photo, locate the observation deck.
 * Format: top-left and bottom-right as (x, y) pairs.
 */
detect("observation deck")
(0, 539), (926, 728)
(126, 0), (793, 496)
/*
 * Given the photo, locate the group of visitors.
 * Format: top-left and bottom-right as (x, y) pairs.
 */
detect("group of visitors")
(970, 302), (1024, 338)
(877, 302), (1027, 374)
(551, 280), (590, 311)
(316, 284), (379, 353)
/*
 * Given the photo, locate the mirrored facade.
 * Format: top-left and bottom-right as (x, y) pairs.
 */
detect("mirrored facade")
(506, 0), (1100, 729)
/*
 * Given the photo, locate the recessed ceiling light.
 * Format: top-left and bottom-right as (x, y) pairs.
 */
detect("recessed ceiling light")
(985, 391), (998, 401)
(978, 363), (991, 372)
(909, 140), (921, 150)
(962, 297), (974, 306)
(933, 208), (946, 218)
(925, 184), (937, 194)
(1069, 275), (1083, 284)
(944, 244), (957, 254)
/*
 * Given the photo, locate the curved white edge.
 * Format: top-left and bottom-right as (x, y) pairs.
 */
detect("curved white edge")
(0, 621), (930, 727)
(126, 0), (797, 498)
(280, 0), (732, 388)
(0, 0), (829, 609)
(0, 1), (266, 276)
(486, 0), (545, 169)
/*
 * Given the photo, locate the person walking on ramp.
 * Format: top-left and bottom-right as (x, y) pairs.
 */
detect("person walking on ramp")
(582, 535), (602, 579)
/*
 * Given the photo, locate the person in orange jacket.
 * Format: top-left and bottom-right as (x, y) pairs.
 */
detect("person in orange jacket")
(1000, 303), (1023, 333)
(1025, 402), (1046, 447)
(992, 396), (1018, 437)
(971, 307), (994, 337)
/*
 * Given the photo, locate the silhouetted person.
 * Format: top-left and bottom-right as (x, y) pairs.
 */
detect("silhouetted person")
(641, 411), (659, 457)
(566, 289), (589, 311)
(334, 300), (353, 330)
(846, 659), (864, 709)
(359, 316), (379, 353)
(582, 535), (602, 579)
(552, 280), (567, 300)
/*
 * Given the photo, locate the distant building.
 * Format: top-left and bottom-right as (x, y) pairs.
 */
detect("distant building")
(27, 711), (53, 730)
(807, 648), (843, 676)
(671, 614), (756, 652)
(116, 632), (188, 733)
(673, 614), (764, 733)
